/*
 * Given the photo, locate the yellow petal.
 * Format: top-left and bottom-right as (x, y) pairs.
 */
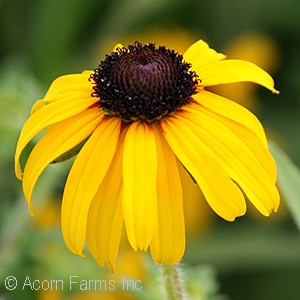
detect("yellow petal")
(178, 106), (280, 215)
(150, 125), (185, 264)
(193, 90), (269, 148)
(44, 72), (93, 100)
(192, 104), (277, 182)
(30, 100), (47, 115)
(183, 40), (226, 70)
(15, 95), (97, 179)
(161, 117), (246, 221)
(198, 59), (279, 94)
(61, 117), (121, 256)
(86, 129), (126, 272)
(22, 108), (103, 214)
(43, 91), (94, 104)
(122, 122), (157, 251)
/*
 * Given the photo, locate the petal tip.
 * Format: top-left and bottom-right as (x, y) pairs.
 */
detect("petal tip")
(107, 261), (116, 273)
(225, 210), (246, 222)
(127, 238), (138, 252)
(74, 250), (86, 258)
(227, 216), (238, 222)
(28, 206), (35, 217)
(15, 163), (23, 180)
(139, 245), (149, 252)
(16, 173), (23, 181)
(273, 202), (280, 213)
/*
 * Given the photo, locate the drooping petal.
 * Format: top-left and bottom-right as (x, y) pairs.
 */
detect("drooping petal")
(61, 116), (121, 256)
(161, 117), (246, 221)
(150, 125), (185, 264)
(178, 106), (280, 215)
(15, 95), (97, 179)
(86, 129), (126, 272)
(187, 103), (277, 182)
(22, 108), (103, 214)
(198, 59), (279, 94)
(44, 72), (93, 101)
(193, 90), (269, 147)
(122, 122), (157, 251)
(183, 40), (226, 70)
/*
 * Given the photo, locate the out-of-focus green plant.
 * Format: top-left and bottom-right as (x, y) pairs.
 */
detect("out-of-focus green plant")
(270, 141), (300, 231)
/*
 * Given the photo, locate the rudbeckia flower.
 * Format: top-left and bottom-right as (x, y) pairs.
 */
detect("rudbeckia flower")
(15, 40), (280, 271)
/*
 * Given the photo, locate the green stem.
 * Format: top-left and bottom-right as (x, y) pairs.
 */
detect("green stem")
(160, 263), (187, 300)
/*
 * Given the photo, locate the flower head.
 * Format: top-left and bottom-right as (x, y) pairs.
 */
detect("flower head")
(90, 42), (198, 122)
(15, 39), (280, 270)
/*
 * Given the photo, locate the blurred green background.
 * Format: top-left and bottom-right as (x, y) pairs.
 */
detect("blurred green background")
(1, 0), (300, 299)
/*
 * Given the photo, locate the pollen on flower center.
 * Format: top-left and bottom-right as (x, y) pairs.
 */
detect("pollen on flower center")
(90, 42), (199, 122)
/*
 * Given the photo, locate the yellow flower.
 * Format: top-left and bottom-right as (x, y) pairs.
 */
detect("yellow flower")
(15, 39), (280, 271)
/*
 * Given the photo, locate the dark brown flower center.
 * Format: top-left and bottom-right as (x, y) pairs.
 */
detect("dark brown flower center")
(90, 42), (198, 122)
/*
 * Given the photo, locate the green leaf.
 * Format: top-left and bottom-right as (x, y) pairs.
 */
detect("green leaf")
(269, 140), (300, 231)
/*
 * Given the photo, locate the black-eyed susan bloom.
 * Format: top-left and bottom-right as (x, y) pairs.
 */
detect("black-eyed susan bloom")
(15, 40), (280, 271)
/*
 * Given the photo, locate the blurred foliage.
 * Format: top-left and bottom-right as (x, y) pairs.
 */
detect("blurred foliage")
(1, 0), (300, 299)
(270, 141), (300, 231)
